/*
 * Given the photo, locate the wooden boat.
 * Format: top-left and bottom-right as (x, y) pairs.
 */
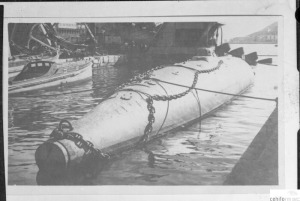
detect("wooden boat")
(9, 58), (93, 94)
(9, 52), (60, 78)
(35, 54), (254, 173)
(92, 55), (126, 67)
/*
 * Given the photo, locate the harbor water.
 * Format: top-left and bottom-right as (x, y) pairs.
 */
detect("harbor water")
(7, 44), (278, 185)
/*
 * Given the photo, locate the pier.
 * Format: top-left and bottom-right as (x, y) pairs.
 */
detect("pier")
(224, 106), (278, 185)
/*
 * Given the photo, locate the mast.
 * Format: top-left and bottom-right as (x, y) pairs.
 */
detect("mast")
(84, 23), (97, 45)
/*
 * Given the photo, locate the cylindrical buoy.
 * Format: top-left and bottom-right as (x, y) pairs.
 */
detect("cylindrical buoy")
(35, 56), (255, 174)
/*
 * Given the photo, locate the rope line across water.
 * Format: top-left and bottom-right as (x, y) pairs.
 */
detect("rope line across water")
(150, 78), (277, 103)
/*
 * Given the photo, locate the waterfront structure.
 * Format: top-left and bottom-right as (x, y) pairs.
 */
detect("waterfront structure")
(93, 23), (156, 54)
(145, 22), (223, 64)
(54, 23), (87, 44)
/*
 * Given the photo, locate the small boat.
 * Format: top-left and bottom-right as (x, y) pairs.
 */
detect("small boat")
(9, 58), (93, 94)
(93, 55), (126, 67)
(9, 52), (60, 78)
(35, 54), (254, 173)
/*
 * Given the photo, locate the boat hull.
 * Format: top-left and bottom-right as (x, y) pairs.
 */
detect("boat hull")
(35, 56), (255, 172)
(8, 53), (60, 78)
(9, 61), (93, 94)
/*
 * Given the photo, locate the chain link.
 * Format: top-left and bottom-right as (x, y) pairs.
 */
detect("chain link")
(115, 65), (166, 91)
(50, 119), (110, 160)
(139, 97), (155, 144)
(115, 61), (222, 91)
(137, 60), (223, 145)
(50, 61), (224, 151)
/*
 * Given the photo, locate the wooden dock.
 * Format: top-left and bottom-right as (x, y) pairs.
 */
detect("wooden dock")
(224, 106), (278, 185)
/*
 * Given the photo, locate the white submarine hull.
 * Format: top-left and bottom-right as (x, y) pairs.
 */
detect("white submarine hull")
(35, 55), (255, 172)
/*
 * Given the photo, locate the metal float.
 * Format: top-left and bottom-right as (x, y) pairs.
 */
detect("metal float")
(35, 54), (255, 174)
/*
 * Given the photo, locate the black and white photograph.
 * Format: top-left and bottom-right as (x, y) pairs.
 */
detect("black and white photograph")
(2, 1), (298, 201)
(7, 18), (280, 185)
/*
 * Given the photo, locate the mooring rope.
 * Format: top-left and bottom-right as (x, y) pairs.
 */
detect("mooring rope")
(150, 78), (277, 103)
(194, 89), (202, 136)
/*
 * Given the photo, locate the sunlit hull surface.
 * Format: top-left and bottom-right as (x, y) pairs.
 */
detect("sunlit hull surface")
(35, 55), (255, 172)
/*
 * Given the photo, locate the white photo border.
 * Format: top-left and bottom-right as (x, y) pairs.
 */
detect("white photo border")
(2, 1), (298, 200)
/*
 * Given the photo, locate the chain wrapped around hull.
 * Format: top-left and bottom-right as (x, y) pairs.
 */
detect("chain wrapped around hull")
(35, 55), (255, 174)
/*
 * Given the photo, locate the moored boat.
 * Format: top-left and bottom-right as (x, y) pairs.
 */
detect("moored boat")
(93, 55), (126, 67)
(9, 58), (93, 94)
(9, 52), (60, 78)
(35, 54), (255, 174)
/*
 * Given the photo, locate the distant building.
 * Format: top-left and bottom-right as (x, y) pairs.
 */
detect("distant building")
(93, 23), (156, 54)
(54, 23), (86, 43)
